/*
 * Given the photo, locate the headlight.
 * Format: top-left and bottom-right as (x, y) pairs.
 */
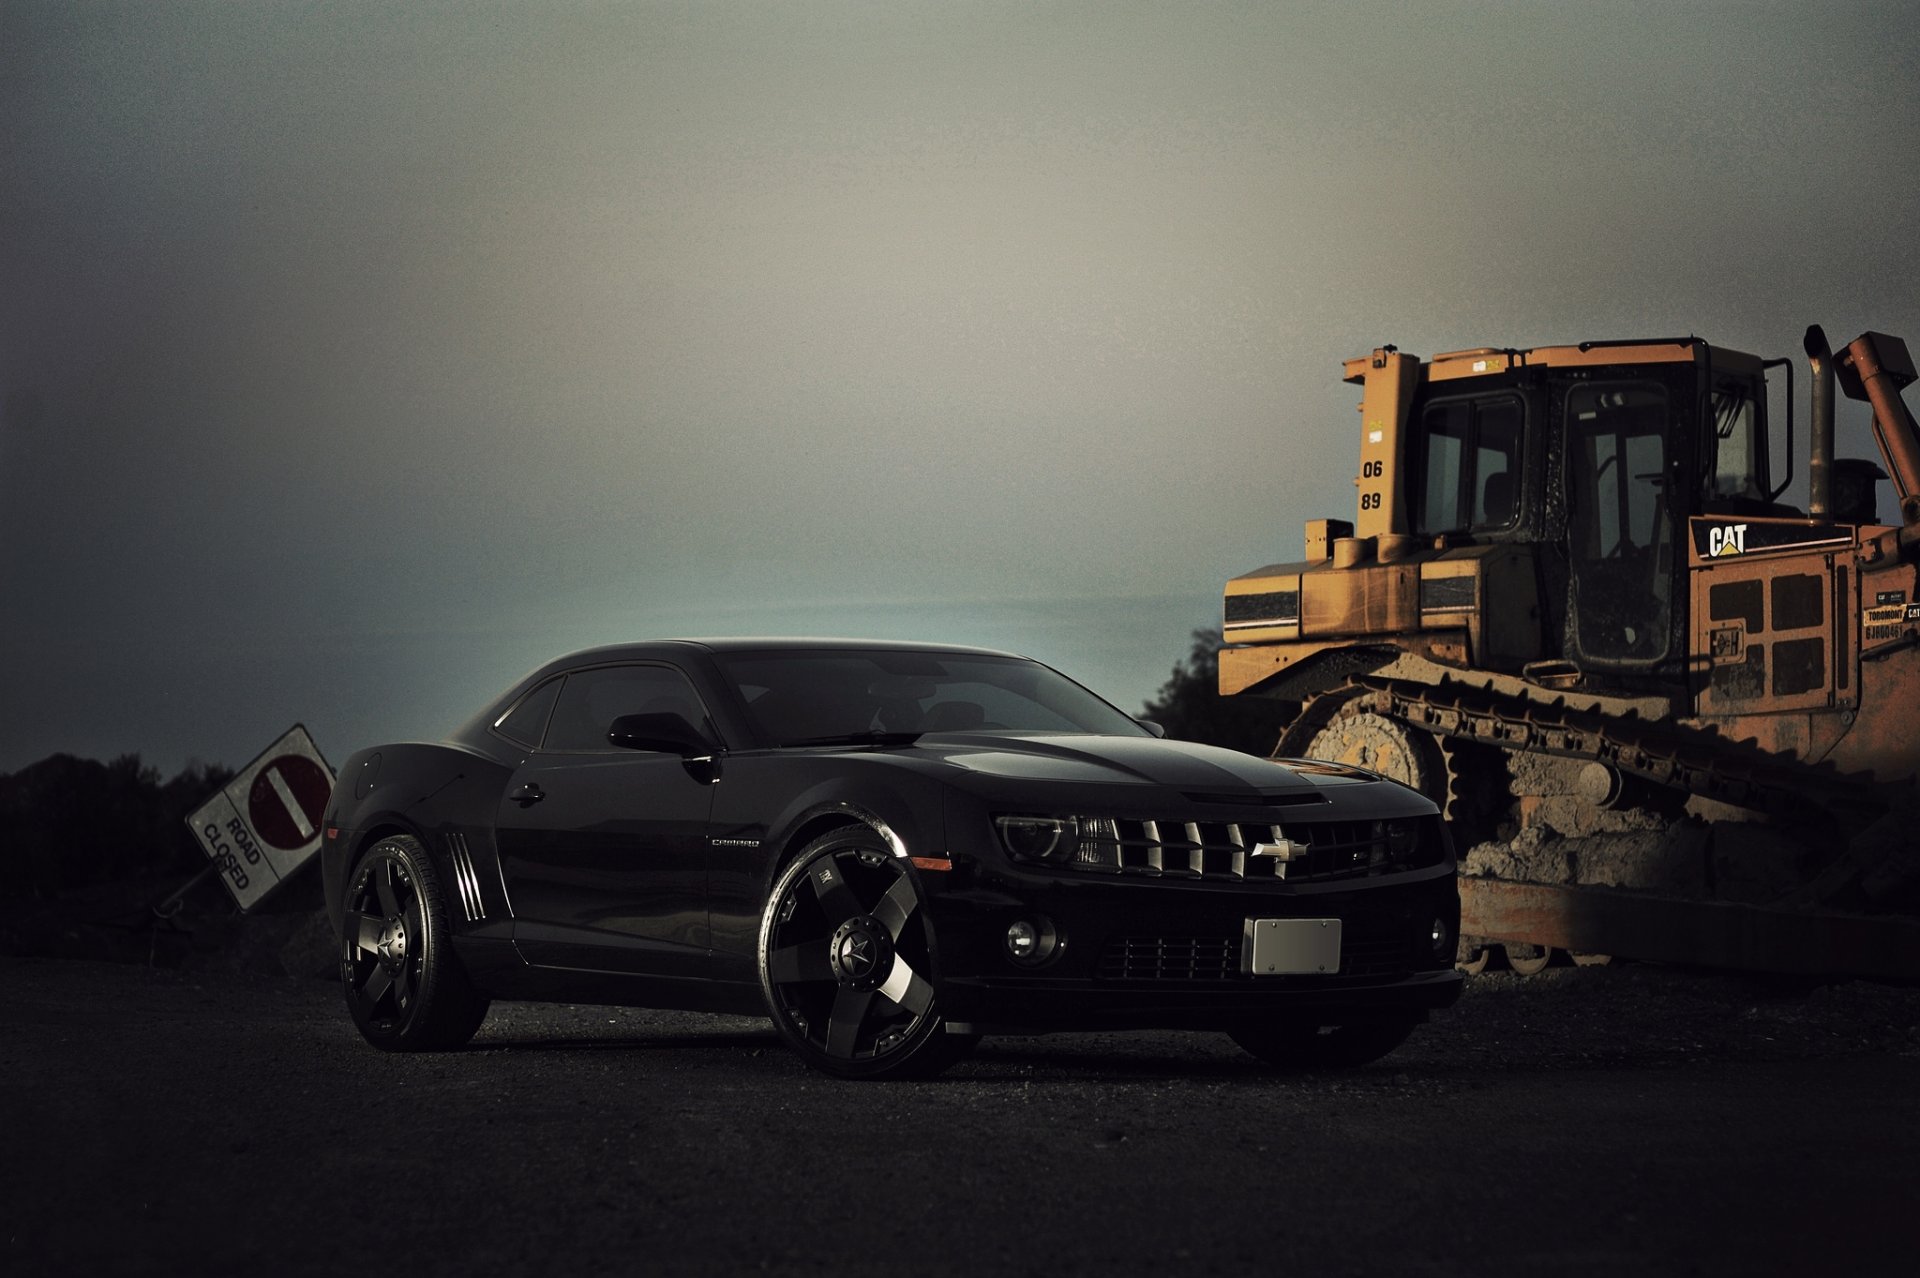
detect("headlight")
(994, 815), (1122, 867)
(1073, 817), (1120, 868)
(1369, 818), (1422, 869)
(995, 816), (1073, 861)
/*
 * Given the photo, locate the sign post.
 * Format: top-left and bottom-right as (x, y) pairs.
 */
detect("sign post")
(186, 725), (334, 912)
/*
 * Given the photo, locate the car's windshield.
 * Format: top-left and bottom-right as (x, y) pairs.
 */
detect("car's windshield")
(713, 650), (1147, 746)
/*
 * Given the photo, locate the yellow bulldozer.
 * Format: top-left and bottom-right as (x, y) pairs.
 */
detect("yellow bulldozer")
(1222, 327), (1920, 978)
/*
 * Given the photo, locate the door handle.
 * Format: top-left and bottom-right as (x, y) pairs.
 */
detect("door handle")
(509, 782), (545, 807)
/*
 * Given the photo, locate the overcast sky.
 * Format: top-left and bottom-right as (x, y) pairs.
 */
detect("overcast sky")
(3, 0), (1917, 777)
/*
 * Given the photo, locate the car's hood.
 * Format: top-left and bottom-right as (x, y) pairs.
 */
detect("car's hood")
(896, 732), (1357, 796)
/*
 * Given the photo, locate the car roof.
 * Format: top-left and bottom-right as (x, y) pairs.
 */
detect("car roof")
(451, 637), (1039, 746)
(554, 637), (1027, 664)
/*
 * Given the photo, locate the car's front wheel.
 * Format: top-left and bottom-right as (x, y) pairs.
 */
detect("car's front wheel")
(1229, 1014), (1421, 1070)
(758, 827), (974, 1079)
(341, 835), (490, 1051)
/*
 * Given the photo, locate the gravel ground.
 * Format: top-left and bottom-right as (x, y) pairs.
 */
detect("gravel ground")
(5, 952), (1918, 1277)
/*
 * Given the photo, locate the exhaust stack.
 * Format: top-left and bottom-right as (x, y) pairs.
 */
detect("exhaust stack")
(1803, 325), (1834, 519)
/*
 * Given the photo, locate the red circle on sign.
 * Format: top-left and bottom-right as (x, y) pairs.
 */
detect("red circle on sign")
(247, 755), (332, 851)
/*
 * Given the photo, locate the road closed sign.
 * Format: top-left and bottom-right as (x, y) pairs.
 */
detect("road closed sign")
(187, 725), (335, 911)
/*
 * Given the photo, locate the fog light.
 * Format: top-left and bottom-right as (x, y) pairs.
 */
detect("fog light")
(1004, 916), (1059, 966)
(1430, 915), (1454, 961)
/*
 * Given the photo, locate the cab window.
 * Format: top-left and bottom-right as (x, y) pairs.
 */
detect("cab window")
(1564, 380), (1674, 666)
(1413, 394), (1523, 536)
(1704, 378), (1768, 506)
(1568, 382), (1668, 563)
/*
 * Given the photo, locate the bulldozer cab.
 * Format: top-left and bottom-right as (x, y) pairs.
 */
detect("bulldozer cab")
(1392, 342), (1784, 685)
(1223, 339), (1806, 702)
(1562, 362), (1782, 674)
(1223, 330), (1918, 731)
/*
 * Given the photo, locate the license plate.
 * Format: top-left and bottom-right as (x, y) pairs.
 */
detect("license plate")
(1243, 918), (1342, 975)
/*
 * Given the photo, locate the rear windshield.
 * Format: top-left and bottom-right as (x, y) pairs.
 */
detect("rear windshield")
(713, 650), (1146, 745)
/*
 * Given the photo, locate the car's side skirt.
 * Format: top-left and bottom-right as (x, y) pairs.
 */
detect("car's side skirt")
(453, 936), (764, 1016)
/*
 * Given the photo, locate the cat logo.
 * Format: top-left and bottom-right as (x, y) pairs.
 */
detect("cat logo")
(1707, 523), (1749, 557)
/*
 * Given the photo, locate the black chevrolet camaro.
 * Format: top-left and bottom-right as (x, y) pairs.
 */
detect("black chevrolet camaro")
(321, 639), (1460, 1078)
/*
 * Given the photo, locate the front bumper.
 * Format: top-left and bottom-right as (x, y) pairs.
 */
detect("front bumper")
(924, 864), (1462, 1033)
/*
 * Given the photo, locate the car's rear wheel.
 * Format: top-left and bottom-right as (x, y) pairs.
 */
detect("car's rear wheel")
(759, 827), (975, 1079)
(341, 835), (490, 1051)
(1229, 1014), (1421, 1070)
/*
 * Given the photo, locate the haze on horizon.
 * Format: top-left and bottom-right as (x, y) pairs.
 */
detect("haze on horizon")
(3, 0), (1917, 776)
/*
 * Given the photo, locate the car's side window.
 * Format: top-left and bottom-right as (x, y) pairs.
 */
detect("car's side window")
(492, 677), (563, 748)
(540, 664), (712, 753)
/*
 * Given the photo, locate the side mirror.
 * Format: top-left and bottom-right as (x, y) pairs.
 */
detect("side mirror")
(1135, 717), (1169, 739)
(608, 712), (717, 758)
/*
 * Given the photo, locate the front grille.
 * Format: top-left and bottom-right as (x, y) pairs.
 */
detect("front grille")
(1097, 924), (1417, 983)
(1342, 936), (1413, 978)
(1098, 936), (1240, 981)
(1066, 817), (1427, 883)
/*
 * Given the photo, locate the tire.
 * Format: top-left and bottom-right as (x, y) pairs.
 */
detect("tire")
(758, 827), (975, 1080)
(340, 835), (491, 1051)
(1229, 1014), (1421, 1070)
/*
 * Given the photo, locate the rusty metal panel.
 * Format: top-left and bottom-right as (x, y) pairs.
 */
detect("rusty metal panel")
(1417, 559), (1477, 632)
(1689, 537), (1850, 717)
(1300, 561), (1418, 638)
(1460, 877), (1920, 979)
(1829, 562), (1920, 781)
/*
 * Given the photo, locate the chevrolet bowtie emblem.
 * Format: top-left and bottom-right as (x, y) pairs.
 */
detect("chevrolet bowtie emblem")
(1250, 838), (1307, 860)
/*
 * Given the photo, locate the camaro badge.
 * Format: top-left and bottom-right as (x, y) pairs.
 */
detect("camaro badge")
(1250, 839), (1307, 860)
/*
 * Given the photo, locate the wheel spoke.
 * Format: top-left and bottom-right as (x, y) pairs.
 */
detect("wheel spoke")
(404, 902), (422, 948)
(374, 864), (400, 917)
(871, 874), (918, 941)
(824, 988), (874, 1059)
(768, 942), (833, 985)
(348, 911), (383, 954)
(876, 954), (933, 1016)
(393, 955), (413, 1005)
(807, 855), (866, 922)
(359, 963), (393, 1008)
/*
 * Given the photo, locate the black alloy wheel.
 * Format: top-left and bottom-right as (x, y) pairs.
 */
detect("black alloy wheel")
(759, 828), (974, 1079)
(1229, 1013), (1421, 1070)
(341, 835), (490, 1051)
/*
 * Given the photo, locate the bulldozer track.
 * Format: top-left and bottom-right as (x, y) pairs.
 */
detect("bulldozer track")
(1341, 674), (1890, 833)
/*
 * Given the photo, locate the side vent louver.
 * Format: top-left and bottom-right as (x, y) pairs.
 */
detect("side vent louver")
(445, 832), (485, 922)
